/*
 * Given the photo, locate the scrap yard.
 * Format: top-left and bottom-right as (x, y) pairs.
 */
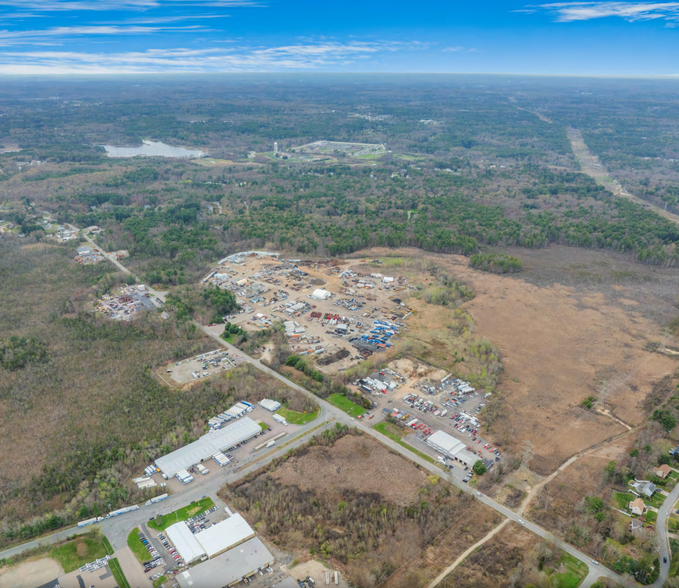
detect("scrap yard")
(94, 284), (163, 320)
(203, 251), (414, 372)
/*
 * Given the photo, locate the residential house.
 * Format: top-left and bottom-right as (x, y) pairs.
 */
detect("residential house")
(630, 519), (644, 534)
(629, 497), (646, 516)
(631, 480), (657, 498)
(654, 464), (672, 479)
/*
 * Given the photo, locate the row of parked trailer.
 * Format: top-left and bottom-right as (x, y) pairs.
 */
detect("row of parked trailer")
(77, 504), (140, 528)
(208, 401), (254, 430)
(79, 555), (111, 574)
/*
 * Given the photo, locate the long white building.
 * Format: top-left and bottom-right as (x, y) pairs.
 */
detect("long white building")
(155, 417), (261, 477)
(426, 430), (477, 467)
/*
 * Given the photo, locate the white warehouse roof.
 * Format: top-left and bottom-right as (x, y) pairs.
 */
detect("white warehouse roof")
(156, 417), (261, 477)
(195, 514), (255, 558)
(427, 430), (465, 455)
(176, 538), (274, 588)
(167, 522), (206, 564)
(311, 289), (331, 300)
(426, 430), (478, 467)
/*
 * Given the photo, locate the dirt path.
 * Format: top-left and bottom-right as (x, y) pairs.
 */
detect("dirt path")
(426, 519), (511, 588)
(567, 128), (679, 225)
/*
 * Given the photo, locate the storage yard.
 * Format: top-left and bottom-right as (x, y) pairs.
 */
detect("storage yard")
(160, 348), (245, 386)
(203, 251), (414, 372)
(94, 284), (163, 320)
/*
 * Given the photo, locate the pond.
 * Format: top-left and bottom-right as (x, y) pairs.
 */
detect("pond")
(101, 140), (205, 158)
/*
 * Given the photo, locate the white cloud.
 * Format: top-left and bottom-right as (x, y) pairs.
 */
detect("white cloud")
(0, 24), (206, 45)
(532, 2), (679, 22)
(0, 0), (259, 10)
(0, 40), (426, 73)
(441, 46), (479, 52)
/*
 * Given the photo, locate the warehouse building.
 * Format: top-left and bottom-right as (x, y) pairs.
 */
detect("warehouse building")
(426, 430), (477, 467)
(167, 514), (256, 563)
(259, 399), (281, 412)
(166, 522), (207, 564)
(176, 537), (274, 588)
(155, 417), (261, 477)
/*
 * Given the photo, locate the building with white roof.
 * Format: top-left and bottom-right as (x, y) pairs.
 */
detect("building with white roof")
(176, 537), (274, 588)
(311, 289), (331, 300)
(426, 430), (477, 467)
(197, 514), (256, 558)
(166, 522), (207, 564)
(155, 417), (261, 477)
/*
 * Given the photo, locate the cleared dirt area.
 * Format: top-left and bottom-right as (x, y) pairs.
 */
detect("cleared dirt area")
(270, 433), (427, 506)
(0, 557), (63, 588)
(286, 559), (349, 588)
(348, 246), (679, 475)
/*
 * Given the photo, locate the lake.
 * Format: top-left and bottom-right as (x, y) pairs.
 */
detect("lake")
(102, 140), (205, 158)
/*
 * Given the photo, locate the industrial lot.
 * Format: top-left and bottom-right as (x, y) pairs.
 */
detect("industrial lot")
(204, 251), (414, 372)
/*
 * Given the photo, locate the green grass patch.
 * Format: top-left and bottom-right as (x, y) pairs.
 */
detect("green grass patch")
(614, 492), (634, 510)
(259, 421), (269, 431)
(109, 557), (131, 588)
(50, 536), (108, 573)
(127, 528), (149, 564)
(222, 332), (236, 343)
(644, 510), (658, 524)
(276, 407), (319, 425)
(147, 497), (214, 531)
(328, 393), (366, 417)
(102, 535), (113, 556)
(373, 422), (440, 467)
(645, 492), (665, 508)
(153, 575), (168, 588)
(546, 553), (589, 588)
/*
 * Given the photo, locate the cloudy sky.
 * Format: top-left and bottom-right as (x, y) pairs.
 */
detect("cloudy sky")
(0, 1), (676, 74)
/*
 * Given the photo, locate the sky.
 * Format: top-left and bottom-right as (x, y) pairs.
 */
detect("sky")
(0, 1), (677, 75)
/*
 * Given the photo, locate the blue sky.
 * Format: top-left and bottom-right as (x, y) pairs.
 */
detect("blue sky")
(0, 1), (677, 74)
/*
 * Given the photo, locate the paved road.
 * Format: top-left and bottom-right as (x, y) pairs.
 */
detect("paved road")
(1, 236), (640, 588)
(651, 484), (679, 587)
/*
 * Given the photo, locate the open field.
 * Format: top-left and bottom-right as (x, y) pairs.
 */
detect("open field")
(147, 497), (214, 531)
(350, 245), (679, 474)
(224, 428), (503, 588)
(0, 557), (63, 588)
(327, 393), (367, 417)
(276, 406), (319, 425)
(441, 522), (589, 588)
(50, 535), (108, 573)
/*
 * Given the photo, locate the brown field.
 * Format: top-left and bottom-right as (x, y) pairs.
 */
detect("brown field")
(0, 558), (63, 588)
(349, 245), (679, 474)
(270, 433), (428, 506)
(224, 431), (503, 588)
(440, 522), (588, 588)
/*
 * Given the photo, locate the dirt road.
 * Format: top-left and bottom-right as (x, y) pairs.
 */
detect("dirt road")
(567, 128), (679, 225)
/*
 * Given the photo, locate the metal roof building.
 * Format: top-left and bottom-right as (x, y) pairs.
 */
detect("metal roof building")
(176, 538), (274, 588)
(196, 514), (256, 558)
(155, 417), (261, 477)
(426, 430), (477, 467)
(166, 522), (207, 564)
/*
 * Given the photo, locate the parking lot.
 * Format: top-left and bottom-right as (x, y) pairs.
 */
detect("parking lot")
(354, 358), (501, 472)
(159, 349), (245, 386)
(204, 252), (414, 373)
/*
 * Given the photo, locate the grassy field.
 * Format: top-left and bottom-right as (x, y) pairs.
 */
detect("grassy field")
(127, 528), (149, 564)
(50, 536), (108, 573)
(373, 421), (440, 466)
(148, 497), (214, 531)
(545, 553), (588, 588)
(613, 492), (634, 510)
(153, 575), (168, 588)
(109, 557), (131, 588)
(328, 393), (366, 417)
(276, 407), (319, 425)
